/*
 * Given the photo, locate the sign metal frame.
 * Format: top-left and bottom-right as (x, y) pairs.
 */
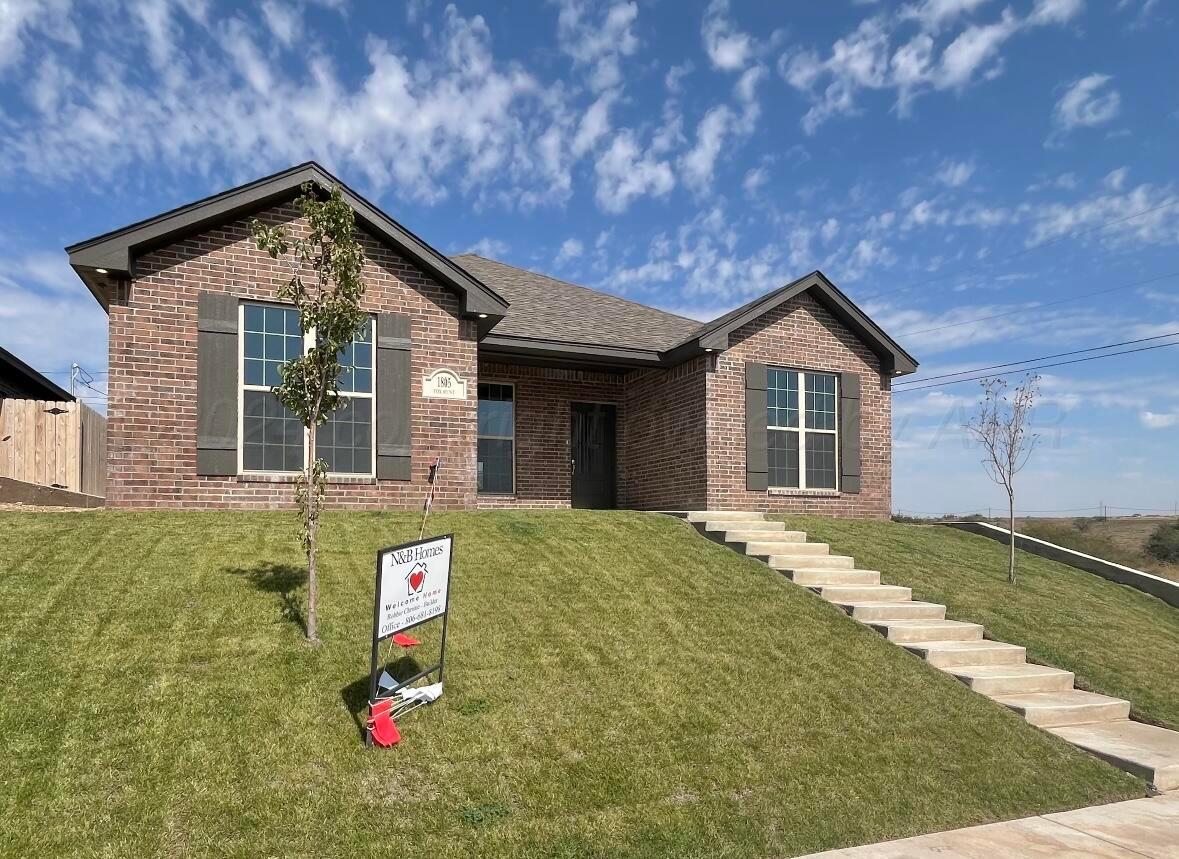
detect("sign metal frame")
(366, 532), (454, 747)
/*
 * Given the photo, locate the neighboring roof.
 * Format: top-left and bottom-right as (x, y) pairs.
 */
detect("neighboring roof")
(450, 254), (700, 352)
(0, 346), (74, 401)
(455, 256), (918, 375)
(66, 162), (509, 335)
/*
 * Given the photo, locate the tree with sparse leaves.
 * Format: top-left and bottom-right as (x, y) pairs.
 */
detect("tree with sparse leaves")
(250, 183), (368, 643)
(964, 374), (1040, 584)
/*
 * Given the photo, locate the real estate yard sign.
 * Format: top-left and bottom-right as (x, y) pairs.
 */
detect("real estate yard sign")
(367, 534), (453, 746)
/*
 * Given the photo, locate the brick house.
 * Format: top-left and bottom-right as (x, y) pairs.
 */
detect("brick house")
(66, 163), (917, 517)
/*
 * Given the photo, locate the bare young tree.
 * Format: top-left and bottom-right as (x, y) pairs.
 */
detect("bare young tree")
(964, 375), (1040, 584)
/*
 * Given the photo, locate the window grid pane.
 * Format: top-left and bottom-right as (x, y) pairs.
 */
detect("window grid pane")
(477, 383), (515, 493)
(805, 372), (837, 431)
(768, 429), (799, 488)
(315, 396), (372, 475)
(805, 431), (837, 489)
(337, 318), (374, 394)
(243, 304), (302, 391)
(243, 390), (303, 473)
(767, 368), (798, 429)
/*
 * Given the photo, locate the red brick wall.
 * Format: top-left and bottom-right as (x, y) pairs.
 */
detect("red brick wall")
(475, 361), (625, 508)
(704, 293), (892, 519)
(107, 202), (479, 510)
(621, 357), (709, 510)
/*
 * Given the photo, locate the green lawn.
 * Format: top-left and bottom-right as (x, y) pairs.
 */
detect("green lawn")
(780, 516), (1179, 732)
(0, 510), (1143, 857)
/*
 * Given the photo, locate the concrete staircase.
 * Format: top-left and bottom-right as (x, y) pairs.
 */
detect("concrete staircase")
(679, 510), (1179, 792)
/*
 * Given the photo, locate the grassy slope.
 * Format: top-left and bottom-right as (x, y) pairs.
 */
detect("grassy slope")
(781, 516), (1179, 732)
(0, 511), (1141, 858)
(1017, 518), (1179, 583)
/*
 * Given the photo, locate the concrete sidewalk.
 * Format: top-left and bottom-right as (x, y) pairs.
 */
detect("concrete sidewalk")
(800, 793), (1179, 858)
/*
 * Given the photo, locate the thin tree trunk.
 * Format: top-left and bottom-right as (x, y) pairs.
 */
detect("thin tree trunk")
(1007, 491), (1016, 585)
(306, 421), (319, 643)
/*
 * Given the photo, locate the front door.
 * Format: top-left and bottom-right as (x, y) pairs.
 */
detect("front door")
(570, 402), (617, 509)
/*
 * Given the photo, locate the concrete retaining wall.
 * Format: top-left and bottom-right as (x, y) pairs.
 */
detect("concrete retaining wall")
(942, 521), (1179, 609)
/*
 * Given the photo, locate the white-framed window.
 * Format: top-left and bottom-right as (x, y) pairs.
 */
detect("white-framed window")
(239, 302), (375, 477)
(477, 382), (514, 494)
(767, 368), (838, 490)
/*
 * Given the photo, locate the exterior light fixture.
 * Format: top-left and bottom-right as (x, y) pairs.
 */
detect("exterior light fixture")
(95, 268), (108, 274)
(477, 313), (488, 319)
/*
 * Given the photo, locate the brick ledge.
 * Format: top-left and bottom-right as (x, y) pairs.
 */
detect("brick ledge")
(238, 473), (377, 486)
(767, 488), (841, 498)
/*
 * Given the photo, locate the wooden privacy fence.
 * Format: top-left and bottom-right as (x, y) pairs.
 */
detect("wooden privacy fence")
(0, 399), (107, 497)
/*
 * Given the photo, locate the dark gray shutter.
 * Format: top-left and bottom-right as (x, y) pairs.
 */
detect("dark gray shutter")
(745, 362), (768, 491)
(376, 313), (412, 480)
(840, 371), (861, 494)
(196, 292), (239, 476)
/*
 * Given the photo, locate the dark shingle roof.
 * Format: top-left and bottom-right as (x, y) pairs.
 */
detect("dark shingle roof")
(450, 254), (701, 352)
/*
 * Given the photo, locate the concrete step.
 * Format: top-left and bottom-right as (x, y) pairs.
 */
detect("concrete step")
(1048, 720), (1179, 791)
(906, 639), (1026, 668)
(785, 569), (881, 586)
(768, 554), (856, 571)
(832, 600), (948, 621)
(702, 520), (785, 533)
(868, 619), (984, 643)
(812, 583), (911, 603)
(991, 689), (1131, 728)
(722, 530), (808, 543)
(683, 511), (765, 523)
(744, 541), (830, 557)
(947, 663), (1076, 695)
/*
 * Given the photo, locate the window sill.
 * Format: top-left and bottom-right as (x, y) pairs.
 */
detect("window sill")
(238, 473), (376, 485)
(767, 487), (840, 497)
(477, 491), (516, 497)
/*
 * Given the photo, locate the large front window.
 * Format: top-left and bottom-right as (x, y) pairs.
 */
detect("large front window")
(240, 303), (374, 476)
(477, 382), (514, 493)
(767, 368), (838, 490)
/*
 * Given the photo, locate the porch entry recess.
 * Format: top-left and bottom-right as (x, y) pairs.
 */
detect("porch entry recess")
(570, 402), (616, 509)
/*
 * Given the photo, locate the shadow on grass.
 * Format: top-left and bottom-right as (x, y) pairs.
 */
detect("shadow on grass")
(226, 561), (308, 636)
(340, 655), (425, 740)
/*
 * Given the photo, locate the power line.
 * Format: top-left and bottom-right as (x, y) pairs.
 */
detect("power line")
(894, 271), (1179, 338)
(893, 331), (1179, 387)
(892, 340), (1179, 393)
(858, 197), (1179, 303)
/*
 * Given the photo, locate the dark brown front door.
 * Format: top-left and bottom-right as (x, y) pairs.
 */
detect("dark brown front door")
(570, 402), (616, 509)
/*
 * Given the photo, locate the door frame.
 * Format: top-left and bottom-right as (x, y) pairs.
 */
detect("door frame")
(569, 400), (618, 510)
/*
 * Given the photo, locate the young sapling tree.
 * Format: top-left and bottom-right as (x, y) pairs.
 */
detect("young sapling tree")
(964, 374), (1040, 584)
(251, 183), (368, 643)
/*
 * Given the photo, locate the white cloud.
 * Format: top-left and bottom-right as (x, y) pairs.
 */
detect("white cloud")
(742, 166), (769, 194)
(781, 2), (1083, 133)
(0, 0), (78, 70)
(464, 237), (509, 258)
(1141, 411), (1179, 429)
(571, 91), (615, 157)
(594, 130), (675, 213)
(556, 1), (639, 92)
(261, 0), (302, 46)
(702, 0), (754, 71)
(555, 238), (584, 264)
(936, 158), (975, 187)
(679, 69), (763, 194)
(0, 273), (107, 382)
(1104, 166), (1129, 191)
(1028, 183), (1179, 247)
(1050, 73), (1121, 142)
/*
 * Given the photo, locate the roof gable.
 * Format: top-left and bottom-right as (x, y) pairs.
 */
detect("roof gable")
(66, 162), (508, 333)
(671, 271), (918, 375)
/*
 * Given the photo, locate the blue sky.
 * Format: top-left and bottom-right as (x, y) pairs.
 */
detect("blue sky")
(1, 0), (1177, 516)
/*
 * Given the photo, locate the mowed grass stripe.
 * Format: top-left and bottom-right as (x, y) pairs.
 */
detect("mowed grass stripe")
(0, 510), (1143, 858)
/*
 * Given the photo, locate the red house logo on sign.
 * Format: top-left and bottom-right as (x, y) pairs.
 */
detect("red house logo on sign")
(406, 562), (427, 595)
